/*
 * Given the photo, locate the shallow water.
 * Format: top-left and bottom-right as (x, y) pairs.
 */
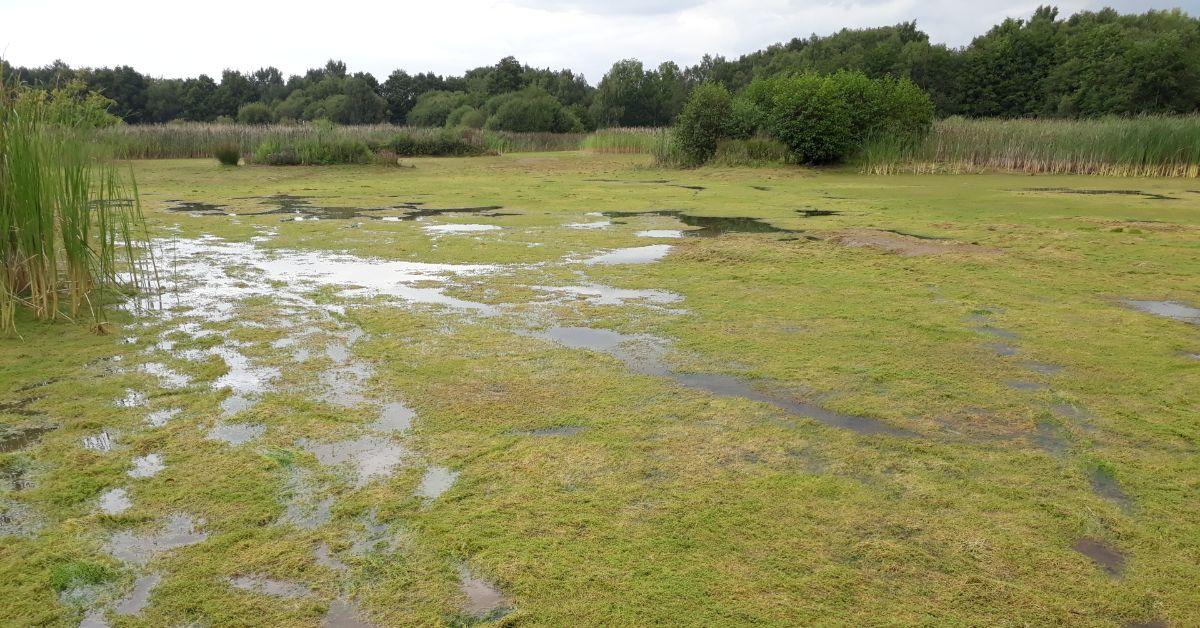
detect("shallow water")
(206, 422), (266, 446)
(533, 283), (682, 306)
(229, 574), (311, 598)
(302, 435), (410, 487)
(128, 454), (165, 479)
(0, 425), (57, 453)
(636, 229), (684, 238)
(602, 210), (794, 237)
(107, 513), (207, 566)
(98, 488), (132, 515)
(1072, 537), (1125, 576)
(322, 598), (376, 627)
(423, 223), (500, 234)
(374, 402), (415, 433)
(1088, 467), (1134, 513)
(1124, 299), (1200, 324)
(526, 425), (587, 437)
(537, 326), (912, 437)
(457, 566), (508, 619)
(415, 465), (459, 501)
(114, 573), (161, 616)
(145, 408), (182, 428)
(82, 431), (115, 452)
(584, 245), (673, 265)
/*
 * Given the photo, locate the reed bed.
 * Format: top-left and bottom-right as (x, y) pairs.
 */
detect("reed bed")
(98, 123), (589, 159)
(581, 127), (670, 154)
(1, 80), (153, 333)
(861, 116), (1200, 177)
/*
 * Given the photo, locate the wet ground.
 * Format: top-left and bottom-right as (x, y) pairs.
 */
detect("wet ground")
(3, 155), (1198, 626)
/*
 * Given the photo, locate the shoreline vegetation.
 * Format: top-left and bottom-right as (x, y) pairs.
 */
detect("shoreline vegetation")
(92, 117), (1200, 178)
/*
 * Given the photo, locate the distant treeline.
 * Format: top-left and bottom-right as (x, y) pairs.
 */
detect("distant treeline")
(3, 7), (1197, 130)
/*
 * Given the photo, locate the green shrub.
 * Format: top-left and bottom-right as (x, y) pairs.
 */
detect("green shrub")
(727, 97), (764, 139)
(672, 83), (733, 165)
(484, 88), (582, 133)
(237, 102), (274, 124)
(446, 105), (485, 129)
(406, 91), (467, 127)
(213, 143), (240, 165)
(385, 130), (488, 157)
(712, 136), (791, 166)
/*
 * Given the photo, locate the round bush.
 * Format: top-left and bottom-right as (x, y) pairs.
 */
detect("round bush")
(672, 83), (733, 165)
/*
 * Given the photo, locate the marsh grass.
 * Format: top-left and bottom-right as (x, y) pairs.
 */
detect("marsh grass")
(0, 75), (153, 333)
(100, 123), (589, 159)
(862, 116), (1200, 177)
(213, 143), (240, 166)
(582, 127), (669, 154)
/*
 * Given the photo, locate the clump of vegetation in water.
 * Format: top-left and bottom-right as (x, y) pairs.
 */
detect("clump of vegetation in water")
(0, 71), (153, 334)
(213, 142), (240, 165)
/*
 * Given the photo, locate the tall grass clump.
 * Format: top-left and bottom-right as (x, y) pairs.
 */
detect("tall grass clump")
(251, 131), (373, 165)
(0, 73), (153, 333)
(213, 143), (240, 166)
(582, 128), (669, 154)
(860, 116), (1200, 177)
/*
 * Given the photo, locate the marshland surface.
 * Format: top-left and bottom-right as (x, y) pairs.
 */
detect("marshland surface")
(2, 152), (1198, 626)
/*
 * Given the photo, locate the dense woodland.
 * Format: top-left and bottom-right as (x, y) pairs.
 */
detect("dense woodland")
(4, 6), (1198, 130)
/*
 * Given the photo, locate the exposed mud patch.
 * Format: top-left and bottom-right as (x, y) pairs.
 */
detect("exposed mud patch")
(836, 229), (993, 257)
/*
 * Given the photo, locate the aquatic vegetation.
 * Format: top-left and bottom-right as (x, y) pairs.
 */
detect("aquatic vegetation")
(0, 73), (153, 333)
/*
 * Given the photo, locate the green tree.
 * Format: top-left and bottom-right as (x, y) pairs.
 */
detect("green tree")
(672, 83), (733, 165)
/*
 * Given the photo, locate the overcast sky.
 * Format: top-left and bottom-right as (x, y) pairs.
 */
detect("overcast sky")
(3, 0), (1196, 84)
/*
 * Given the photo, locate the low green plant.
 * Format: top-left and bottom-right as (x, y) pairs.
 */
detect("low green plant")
(213, 143), (240, 166)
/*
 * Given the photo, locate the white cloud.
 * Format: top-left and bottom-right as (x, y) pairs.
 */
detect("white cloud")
(2, 0), (1195, 83)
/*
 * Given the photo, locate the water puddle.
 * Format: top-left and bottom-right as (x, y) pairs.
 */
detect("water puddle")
(565, 220), (611, 229)
(107, 513), (207, 565)
(635, 229), (684, 238)
(537, 326), (912, 437)
(414, 465), (459, 501)
(533, 283), (682, 306)
(98, 488), (132, 515)
(1005, 380), (1048, 392)
(525, 425), (586, 437)
(279, 469), (335, 530)
(211, 346), (281, 417)
(145, 408), (182, 428)
(457, 566), (509, 620)
(322, 598), (376, 627)
(584, 245), (673, 265)
(302, 436), (410, 487)
(206, 422), (266, 446)
(1089, 467), (1133, 513)
(1025, 188), (1175, 201)
(601, 210), (794, 237)
(229, 574), (311, 598)
(0, 425), (57, 453)
(139, 362), (191, 389)
(423, 224), (500, 234)
(314, 542), (349, 572)
(1071, 537), (1125, 576)
(373, 402), (415, 433)
(1123, 299), (1200, 325)
(114, 573), (161, 616)
(387, 204), (507, 221)
(0, 395), (44, 417)
(320, 360), (373, 408)
(972, 325), (1019, 341)
(82, 432), (116, 452)
(128, 454), (165, 479)
(115, 389), (148, 409)
(796, 209), (841, 217)
(1019, 360), (1064, 375)
(0, 498), (43, 536)
(165, 200), (231, 216)
(243, 195), (386, 221)
(983, 343), (1018, 356)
